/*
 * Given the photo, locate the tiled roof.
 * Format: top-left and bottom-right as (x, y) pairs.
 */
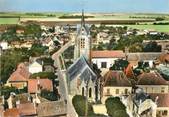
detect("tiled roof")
(37, 101), (66, 117)
(8, 63), (30, 82)
(4, 108), (20, 117)
(17, 103), (37, 116)
(137, 71), (167, 85)
(149, 93), (169, 107)
(127, 53), (161, 61)
(28, 79), (53, 93)
(159, 53), (169, 63)
(91, 50), (125, 58)
(103, 70), (132, 86)
(124, 64), (134, 78)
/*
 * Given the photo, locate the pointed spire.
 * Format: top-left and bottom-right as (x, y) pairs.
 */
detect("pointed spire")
(81, 9), (85, 26)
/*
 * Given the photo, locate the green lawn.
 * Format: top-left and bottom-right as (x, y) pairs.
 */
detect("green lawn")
(125, 24), (169, 33)
(0, 18), (19, 24)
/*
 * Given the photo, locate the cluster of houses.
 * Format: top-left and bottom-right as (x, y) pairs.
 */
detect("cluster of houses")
(0, 56), (66, 116)
(1, 12), (169, 117)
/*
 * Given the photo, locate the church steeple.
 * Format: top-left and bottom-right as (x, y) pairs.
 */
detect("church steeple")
(81, 9), (85, 26)
(74, 9), (91, 61)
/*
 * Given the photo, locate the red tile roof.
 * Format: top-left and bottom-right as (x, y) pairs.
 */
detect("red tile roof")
(149, 93), (169, 107)
(124, 64), (135, 78)
(8, 63), (30, 82)
(28, 79), (53, 93)
(103, 70), (132, 86)
(137, 72), (167, 85)
(17, 103), (37, 116)
(159, 53), (169, 63)
(91, 50), (125, 58)
(4, 108), (20, 117)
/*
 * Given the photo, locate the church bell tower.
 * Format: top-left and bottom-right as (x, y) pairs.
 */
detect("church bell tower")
(74, 10), (91, 62)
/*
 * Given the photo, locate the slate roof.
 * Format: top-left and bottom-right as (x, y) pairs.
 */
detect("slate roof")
(91, 50), (125, 58)
(67, 56), (97, 82)
(137, 71), (167, 85)
(133, 88), (150, 107)
(103, 70), (132, 87)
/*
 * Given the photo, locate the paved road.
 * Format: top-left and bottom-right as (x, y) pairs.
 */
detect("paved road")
(52, 40), (77, 117)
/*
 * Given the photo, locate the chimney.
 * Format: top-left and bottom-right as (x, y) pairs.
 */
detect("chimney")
(125, 47), (129, 60)
(155, 96), (159, 104)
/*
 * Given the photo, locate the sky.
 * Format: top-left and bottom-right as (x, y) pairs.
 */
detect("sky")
(0, 0), (169, 13)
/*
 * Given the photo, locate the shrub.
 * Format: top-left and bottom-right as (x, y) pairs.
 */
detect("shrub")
(41, 89), (58, 101)
(72, 95), (94, 116)
(105, 97), (129, 117)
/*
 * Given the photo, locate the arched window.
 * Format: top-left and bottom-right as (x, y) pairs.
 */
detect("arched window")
(89, 88), (92, 98)
(82, 87), (85, 96)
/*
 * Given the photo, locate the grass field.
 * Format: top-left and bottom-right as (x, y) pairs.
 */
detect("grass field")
(0, 18), (19, 24)
(124, 24), (169, 33)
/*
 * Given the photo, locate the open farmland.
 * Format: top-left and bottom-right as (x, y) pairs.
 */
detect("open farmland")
(124, 24), (169, 33)
(0, 18), (19, 24)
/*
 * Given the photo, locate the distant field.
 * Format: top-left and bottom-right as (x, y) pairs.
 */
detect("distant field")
(125, 25), (169, 33)
(0, 18), (19, 24)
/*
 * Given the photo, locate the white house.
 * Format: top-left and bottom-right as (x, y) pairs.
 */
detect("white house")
(0, 41), (8, 50)
(102, 70), (132, 103)
(91, 50), (125, 70)
(29, 60), (43, 74)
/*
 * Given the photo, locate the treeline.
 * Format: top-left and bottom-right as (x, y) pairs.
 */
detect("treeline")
(130, 16), (166, 21)
(153, 22), (169, 25)
(59, 15), (94, 19)
(0, 16), (20, 18)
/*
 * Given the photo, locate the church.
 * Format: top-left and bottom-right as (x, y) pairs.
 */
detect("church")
(67, 10), (100, 102)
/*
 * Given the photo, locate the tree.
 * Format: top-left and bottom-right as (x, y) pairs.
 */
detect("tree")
(41, 89), (58, 101)
(29, 43), (48, 57)
(30, 72), (57, 80)
(0, 49), (29, 83)
(105, 97), (129, 117)
(110, 59), (129, 71)
(143, 41), (161, 52)
(72, 95), (94, 116)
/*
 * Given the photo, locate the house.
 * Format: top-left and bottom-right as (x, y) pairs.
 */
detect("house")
(131, 88), (157, 117)
(157, 64), (169, 81)
(67, 56), (99, 102)
(96, 32), (110, 44)
(0, 41), (9, 50)
(127, 52), (161, 67)
(16, 103), (37, 116)
(0, 106), (3, 117)
(149, 93), (169, 117)
(91, 50), (125, 70)
(29, 60), (43, 74)
(137, 71), (168, 94)
(158, 53), (169, 65)
(4, 108), (20, 117)
(6, 63), (30, 89)
(16, 29), (24, 34)
(28, 78), (53, 94)
(101, 70), (132, 103)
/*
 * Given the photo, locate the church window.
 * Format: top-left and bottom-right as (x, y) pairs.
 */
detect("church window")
(89, 88), (92, 98)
